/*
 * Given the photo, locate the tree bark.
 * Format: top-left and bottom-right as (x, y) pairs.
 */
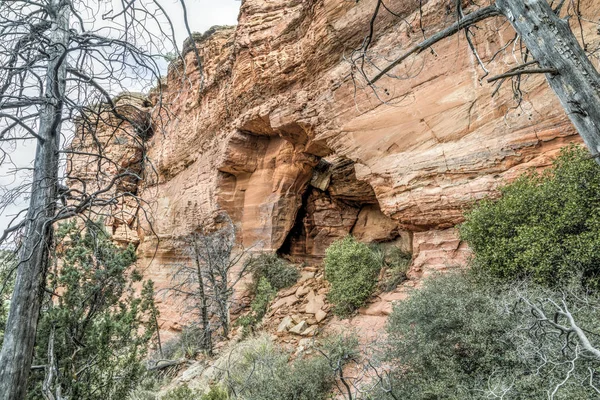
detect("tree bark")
(0, 1), (70, 398)
(193, 240), (212, 355)
(496, 0), (600, 158)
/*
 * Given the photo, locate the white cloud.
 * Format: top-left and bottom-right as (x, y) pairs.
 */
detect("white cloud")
(168, 0), (241, 47)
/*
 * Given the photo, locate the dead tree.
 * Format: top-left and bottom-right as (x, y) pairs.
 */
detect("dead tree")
(352, 0), (600, 161)
(0, 0), (202, 397)
(167, 235), (215, 356)
(514, 289), (600, 398)
(167, 213), (254, 351)
(315, 334), (398, 400)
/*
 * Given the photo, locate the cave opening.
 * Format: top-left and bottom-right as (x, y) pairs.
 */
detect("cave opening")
(277, 156), (404, 263)
(277, 185), (311, 259)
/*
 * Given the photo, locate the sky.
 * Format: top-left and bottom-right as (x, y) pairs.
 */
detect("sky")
(0, 0), (241, 239)
(167, 0), (241, 51)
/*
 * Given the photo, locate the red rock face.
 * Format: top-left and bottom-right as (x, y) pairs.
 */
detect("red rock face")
(67, 94), (152, 246)
(71, 0), (600, 331)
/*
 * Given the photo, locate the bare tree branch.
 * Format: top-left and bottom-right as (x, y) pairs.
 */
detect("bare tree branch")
(367, 5), (501, 84)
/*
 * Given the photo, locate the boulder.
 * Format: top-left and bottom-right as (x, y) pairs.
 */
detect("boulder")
(289, 321), (308, 335)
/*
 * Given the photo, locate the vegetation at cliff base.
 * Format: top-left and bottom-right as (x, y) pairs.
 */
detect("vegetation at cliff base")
(0, 222), (159, 400)
(376, 272), (600, 399)
(324, 236), (383, 316)
(460, 145), (600, 288)
(238, 254), (299, 332)
(161, 384), (227, 400)
(377, 244), (411, 292)
(236, 276), (277, 333)
(223, 335), (335, 400)
(249, 253), (300, 292)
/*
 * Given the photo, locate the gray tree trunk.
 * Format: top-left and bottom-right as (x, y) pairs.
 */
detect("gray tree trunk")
(0, 1), (70, 398)
(193, 241), (213, 355)
(496, 0), (600, 157)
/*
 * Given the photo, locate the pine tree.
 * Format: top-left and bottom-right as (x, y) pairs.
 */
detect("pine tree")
(26, 221), (157, 400)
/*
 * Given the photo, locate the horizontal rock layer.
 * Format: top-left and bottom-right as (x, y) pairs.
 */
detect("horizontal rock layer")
(74, 0), (600, 331)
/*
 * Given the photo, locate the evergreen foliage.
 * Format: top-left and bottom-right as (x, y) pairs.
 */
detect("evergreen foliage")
(374, 244), (411, 292)
(250, 254), (299, 292)
(379, 273), (600, 399)
(161, 384), (201, 400)
(249, 277), (276, 321)
(382, 273), (519, 399)
(159, 325), (205, 360)
(158, 384), (228, 400)
(324, 236), (382, 316)
(239, 254), (298, 331)
(26, 221), (158, 399)
(236, 277), (276, 333)
(223, 335), (341, 400)
(200, 386), (229, 400)
(460, 145), (600, 287)
(0, 251), (16, 344)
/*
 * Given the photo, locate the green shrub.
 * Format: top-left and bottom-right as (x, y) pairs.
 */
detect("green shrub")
(382, 273), (518, 399)
(223, 335), (335, 400)
(27, 221), (156, 399)
(460, 144), (600, 287)
(277, 357), (333, 400)
(377, 272), (600, 399)
(127, 374), (164, 400)
(159, 325), (203, 360)
(324, 236), (383, 316)
(252, 277), (276, 317)
(375, 245), (411, 292)
(237, 277), (276, 332)
(241, 254), (297, 332)
(250, 253), (299, 292)
(161, 384), (200, 400)
(200, 386), (228, 400)
(317, 333), (359, 366)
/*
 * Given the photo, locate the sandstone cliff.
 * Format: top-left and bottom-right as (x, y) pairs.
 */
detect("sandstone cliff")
(79, 0), (600, 331)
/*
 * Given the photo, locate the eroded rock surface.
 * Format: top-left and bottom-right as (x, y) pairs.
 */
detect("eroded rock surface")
(71, 0), (600, 332)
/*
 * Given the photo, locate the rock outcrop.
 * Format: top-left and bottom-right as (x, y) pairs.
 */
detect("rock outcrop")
(73, 0), (600, 332)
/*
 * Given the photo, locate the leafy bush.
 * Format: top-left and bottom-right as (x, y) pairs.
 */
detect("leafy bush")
(460, 145), (600, 287)
(240, 254), (297, 332)
(250, 253), (299, 292)
(236, 277), (276, 332)
(382, 273), (518, 399)
(377, 272), (600, 399)
(160, 325), (205, 360)
(25, 221), (158, 399)
(316, 333), (360, 367)
(251, 277), (277, 319)
(375, 245), (411, 292)
(223, 335), (335, 400)
(324, 236), (383, 316)
(161, 384), (201, 400)
(127, 374), (163, 400)
(200, 386), (228, 400)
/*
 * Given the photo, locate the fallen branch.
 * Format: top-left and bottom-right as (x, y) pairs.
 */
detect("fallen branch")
(147, 359), (185, 371)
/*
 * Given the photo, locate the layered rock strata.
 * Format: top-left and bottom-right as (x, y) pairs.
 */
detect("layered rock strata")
(74, 0), (600, 331)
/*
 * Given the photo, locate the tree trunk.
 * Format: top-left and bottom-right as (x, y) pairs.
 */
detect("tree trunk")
(0, 1), (69, 398)
(218, 289), (230, 338)
(496, 0), (600, 158)
(193, 241), (212, 355)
